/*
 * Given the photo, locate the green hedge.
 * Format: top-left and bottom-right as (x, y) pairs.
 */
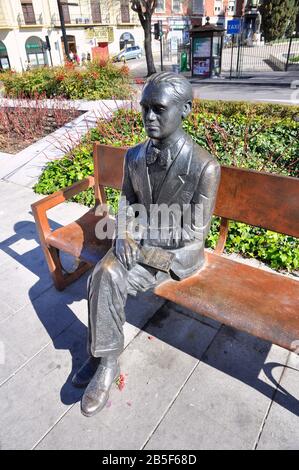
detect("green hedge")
(0, 61), (133, 100)
(34, 101), (299, 272)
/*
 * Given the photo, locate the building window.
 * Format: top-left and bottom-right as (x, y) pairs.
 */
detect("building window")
(248, 0), (259, 7)
(91, 1), (102, 23)
(25, 36), (48, 68)
(120, 1), (130, 23)
(214, 1), (223, 14)
(228, 1), (235, 13)
(0, 41), (10, 70)
(192, 0), (204, 15)
(119, 32), (135, 50)
(155, 0), (165, 13)
(172, 0), (181, 13)
(21, 1), (36, 25)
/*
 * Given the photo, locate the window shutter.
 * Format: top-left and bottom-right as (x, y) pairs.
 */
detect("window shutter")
(62, 4), (71, 23)
(192, 0), (203, 14)
(172, 0), (181, 13)
(21, 1), (36, 24)
(91, 1), (102, 23)
(120, 1), (130, 23)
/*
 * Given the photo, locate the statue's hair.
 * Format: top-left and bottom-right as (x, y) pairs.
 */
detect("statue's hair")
(144, 72), (193, 104)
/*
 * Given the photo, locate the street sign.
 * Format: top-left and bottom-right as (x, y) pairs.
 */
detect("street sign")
(85, 26), (114, 43)
(227, 19), (242, 35)
(183, 30), (190, 44)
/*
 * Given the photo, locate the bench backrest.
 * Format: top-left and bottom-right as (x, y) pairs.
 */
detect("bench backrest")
(93, 143), (299, 239)
(214, 166), (299, 239)
(93, 143), (125, 202)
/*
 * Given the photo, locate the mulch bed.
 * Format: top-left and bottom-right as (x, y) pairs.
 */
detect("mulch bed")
(0, 108), (83, 154)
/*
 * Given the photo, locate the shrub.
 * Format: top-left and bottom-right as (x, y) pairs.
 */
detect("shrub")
(1, 61), (133, 100)
(34, 101), (299, 272)
(1, 68), (59, 97)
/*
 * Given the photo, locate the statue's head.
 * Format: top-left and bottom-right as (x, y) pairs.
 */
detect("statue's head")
(140, 72), (193, 141)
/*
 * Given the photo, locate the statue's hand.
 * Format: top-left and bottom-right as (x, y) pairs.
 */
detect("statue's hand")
(115, 235), (140, 270)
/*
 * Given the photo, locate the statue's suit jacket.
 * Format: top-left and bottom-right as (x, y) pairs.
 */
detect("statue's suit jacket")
(117, 134), (221, 280)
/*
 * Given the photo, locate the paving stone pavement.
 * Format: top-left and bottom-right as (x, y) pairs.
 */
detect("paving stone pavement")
(0, 180), (298, 450)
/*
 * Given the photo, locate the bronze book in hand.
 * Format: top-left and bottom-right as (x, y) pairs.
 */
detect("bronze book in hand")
(138, 245), (175, 273)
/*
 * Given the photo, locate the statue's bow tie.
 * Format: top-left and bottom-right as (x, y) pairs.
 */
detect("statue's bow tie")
(146, 146), (169, 168)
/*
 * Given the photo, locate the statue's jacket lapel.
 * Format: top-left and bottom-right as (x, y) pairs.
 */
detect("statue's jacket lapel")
(155, 137), (193, 207)
(132, 140), (152, 213)
(129, 137), (207, 214)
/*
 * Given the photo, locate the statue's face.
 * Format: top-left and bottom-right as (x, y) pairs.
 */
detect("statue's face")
(140, 82), (190, 141)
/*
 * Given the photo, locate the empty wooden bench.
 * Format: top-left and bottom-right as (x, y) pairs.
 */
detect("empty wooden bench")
(32, 143), (299, 353)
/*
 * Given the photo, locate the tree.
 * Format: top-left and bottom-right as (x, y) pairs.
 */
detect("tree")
(260, 0), (298, 41)
(130, 0), (157, 76)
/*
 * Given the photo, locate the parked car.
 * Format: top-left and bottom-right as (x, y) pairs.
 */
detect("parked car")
(112, 46), (143, 62)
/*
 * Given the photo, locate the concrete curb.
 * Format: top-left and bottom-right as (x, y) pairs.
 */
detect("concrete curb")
(130, 75), (298, 88)
(190, 78), (297, 87)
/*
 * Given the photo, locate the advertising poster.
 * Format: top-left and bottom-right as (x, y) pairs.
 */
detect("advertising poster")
(193, 57), (210, 77)
(192, 37), (211, 76)
(193, 37), (211, 57)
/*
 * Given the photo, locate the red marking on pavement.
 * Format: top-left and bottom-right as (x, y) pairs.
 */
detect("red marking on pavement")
(116, 373), (125, 391)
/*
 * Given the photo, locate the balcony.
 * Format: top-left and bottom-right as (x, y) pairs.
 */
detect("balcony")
(0, 19), (13, 29)
(116, 12), (139, 25)
(50, 13), (111, 27)
(17, 12), (44, 27)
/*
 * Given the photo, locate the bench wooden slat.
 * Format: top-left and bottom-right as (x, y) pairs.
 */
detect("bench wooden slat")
(94, 143), (126, 199)
(155, 252), (299, 352)
(215, 166), (299, 238)
(46, 210), (112, 264)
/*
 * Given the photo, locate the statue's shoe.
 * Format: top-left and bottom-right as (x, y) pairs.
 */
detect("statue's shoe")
(81, 362), (120, 417)
(72, 357), (101, 388)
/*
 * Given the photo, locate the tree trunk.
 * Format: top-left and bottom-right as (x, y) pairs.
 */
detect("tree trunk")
(144, 19), (156, 76)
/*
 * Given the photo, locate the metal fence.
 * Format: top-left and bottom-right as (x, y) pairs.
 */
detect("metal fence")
(162, 34), (299, 76)
(162, 39), (191, 71)
(222, 35), (299, 76)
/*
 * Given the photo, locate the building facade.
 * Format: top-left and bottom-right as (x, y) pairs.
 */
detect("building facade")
(0, 0), (145, 71)
(152, 0), (249, 48)
(152, 0), (203, 46)
(0, 1), (258, 71)
(204, 0), (244, 27)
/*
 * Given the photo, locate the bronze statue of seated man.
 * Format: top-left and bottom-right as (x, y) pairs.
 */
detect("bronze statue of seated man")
(72, 71), (221, 417)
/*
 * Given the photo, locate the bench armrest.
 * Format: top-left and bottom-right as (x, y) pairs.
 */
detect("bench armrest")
(31, 176), (95, 242)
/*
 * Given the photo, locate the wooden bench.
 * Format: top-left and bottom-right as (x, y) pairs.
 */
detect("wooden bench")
(32, 143), (299, 353)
